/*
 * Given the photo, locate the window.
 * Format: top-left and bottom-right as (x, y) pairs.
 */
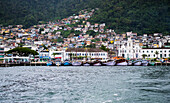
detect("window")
(160, 51), (162, 52)
(154, 54), (155, 57)
(147, 51), (149, 53)
(164, 51), (166, 53)
(143, 51), (144, 53)
(148, 55), (150, 57)
(164, 54), (166, 57)
(151, 51), (153, 53)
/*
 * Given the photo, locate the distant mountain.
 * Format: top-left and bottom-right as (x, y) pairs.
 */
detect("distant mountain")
(89, 0), (170, 35)
(0, 0), (170, 35)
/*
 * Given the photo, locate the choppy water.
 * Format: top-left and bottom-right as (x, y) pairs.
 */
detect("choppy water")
(0, 66), (170, 103)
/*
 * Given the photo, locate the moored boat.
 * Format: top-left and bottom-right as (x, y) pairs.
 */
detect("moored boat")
(63, 60), (71, 66)
(149, 61), (155, 66)
(83, 62), (90, 66)
(72, 61), (82, 66)
(93, 62), (102, 66)
(46, 61), (53, 66)
(127, 60), (133, 66)
(55, 61), (61, 66)
(103, 60), (116, 66)
(142, 60), (149, 66)
(133, 60), (142, 66)
(116, 59), (128, 66)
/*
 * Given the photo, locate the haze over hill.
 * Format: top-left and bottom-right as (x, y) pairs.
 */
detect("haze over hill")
(0, 0), (169, 35)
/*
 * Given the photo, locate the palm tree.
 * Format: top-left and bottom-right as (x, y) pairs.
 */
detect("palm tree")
(142, 54), (147, 59)
(52, 53), (57, 58)
(155, 51), (159, 58)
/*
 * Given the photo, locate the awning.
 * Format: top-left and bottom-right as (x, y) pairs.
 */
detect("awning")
(55, 57), (62, 59)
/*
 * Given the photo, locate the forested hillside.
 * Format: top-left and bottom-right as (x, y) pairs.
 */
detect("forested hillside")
(0, 0), (100, 28)
(89, 0), (170, 35)
(0, 0), (170, 35)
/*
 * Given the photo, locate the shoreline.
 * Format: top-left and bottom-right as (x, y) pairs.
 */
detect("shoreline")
(0, 62), (170, 67)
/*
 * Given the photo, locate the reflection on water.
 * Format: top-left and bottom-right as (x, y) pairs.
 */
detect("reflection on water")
(0, 66), (170, 103)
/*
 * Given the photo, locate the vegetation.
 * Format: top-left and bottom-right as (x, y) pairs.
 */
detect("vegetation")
(0, 0), (169, 35)
(100, 45), (109, 51)
(142, 54), (147, 59)
(155, 51), (159, 58)
(0, 0), (100, 28)
(6, 47), (39, 56)
(89, 0), (170, 35)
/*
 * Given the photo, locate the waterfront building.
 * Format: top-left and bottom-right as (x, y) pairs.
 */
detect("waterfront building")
(118, 38), (141, 59)
(65, 48), (108, 62)
(141, 48), (170, 58)
(118, 38), (170, 59)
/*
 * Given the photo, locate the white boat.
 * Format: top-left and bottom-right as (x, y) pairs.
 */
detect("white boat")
(72, 61), (82, 66)
(55, 61), (61, 66)
(134, 60), (142, 66)
(83, 62), (90, 66)
(103, 60), (116, 66)
(142, 60), (149, 66)
(93, 62), (101, 66)
(116, 59), (128, 66)
(128, 61), (133, 66)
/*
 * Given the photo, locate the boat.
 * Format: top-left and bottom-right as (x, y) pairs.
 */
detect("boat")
(127, 60), (133, 66)
(103, 60), (116, 66)
(63, 60), (71, 66)
(133, 60), (142, 66)
(142, 60), (149, 66)
(116, 59), (128, 66)
(46, 61), (53, 66)
(93, 61), (102, 66)
(72, 61), (82, 66)
(93, 62), (101, 66)
(149, 61), (155, 66)
(55, 61), (61, 66)
(83, 62), (91, 66)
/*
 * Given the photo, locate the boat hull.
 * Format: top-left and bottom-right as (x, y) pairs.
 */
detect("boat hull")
(55, 62), (61, 66)
(93, 62), (101, 66)
(142, 63), (148, 66)
(103, 61), (116, 66)
(46, 62), (52, 66)
(72, 62), (82, 66)
(134, 62), (142, 66)
(116, 62), (128, 66)
(63, 62), (71, 66)
(83, 63), (90, 66)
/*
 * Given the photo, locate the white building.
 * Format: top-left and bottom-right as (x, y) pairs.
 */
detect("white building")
(141, 48), (170, 58)
(65, 48), (108, 62)
(118, 38), (141, 59)
(118, 38), (170, 59)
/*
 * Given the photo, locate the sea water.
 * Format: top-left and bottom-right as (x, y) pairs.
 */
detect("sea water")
(0, 66), (170, 103)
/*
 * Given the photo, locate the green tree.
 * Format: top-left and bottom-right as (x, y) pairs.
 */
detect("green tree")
(142, 54), (147, 59)
(100, 45), (109, 51)
(6, 47), (38, 56)
(155, 51), (159, 58)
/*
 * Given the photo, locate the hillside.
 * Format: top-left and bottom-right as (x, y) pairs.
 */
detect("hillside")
(0, 0), (100, 28)
(89, 0), (170, 35)
(0, 0), (170, 35)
